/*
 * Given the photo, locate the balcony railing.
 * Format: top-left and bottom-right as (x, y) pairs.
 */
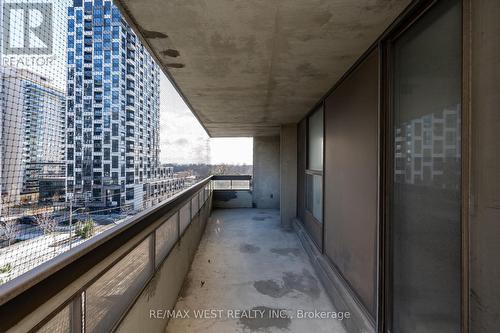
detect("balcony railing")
(0, 177), (213, 332)
(212, 174), (252, 190)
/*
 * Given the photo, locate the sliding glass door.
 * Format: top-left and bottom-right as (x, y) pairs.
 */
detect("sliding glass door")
(390, 0), (462, 332)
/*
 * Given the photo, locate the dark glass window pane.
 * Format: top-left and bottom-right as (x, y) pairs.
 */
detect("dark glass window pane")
(391, 1), (461, 332)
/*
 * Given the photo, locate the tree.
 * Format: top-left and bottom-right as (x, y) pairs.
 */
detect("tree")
(213, 164), (228, 175)
(0, 220), (19, 246)
(35, 213), (58, 235)
(75, 217), (95, 239)
(51, 193), (62, 203)
(35, 213), (59, 254)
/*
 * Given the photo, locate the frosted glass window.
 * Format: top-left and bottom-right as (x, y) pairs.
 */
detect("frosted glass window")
(86, 237), (152, 333)
(306, 174), (322, 222)
(308, 108), (323, 171)
(37, 304), (70, 333)
(155, 213), (178, 267)
(179, 202), (191, 234)
(191, 194), (199, 218)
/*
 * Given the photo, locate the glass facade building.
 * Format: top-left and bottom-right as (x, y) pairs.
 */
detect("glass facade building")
(66, 0), (161, 210)
(1, 68), (65, 205)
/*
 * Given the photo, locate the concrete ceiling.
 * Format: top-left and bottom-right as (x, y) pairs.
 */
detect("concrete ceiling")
(117, 0), (411, 137)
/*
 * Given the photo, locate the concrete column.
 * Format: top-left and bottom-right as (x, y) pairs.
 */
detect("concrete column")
(280, 124), (297, 229)
(252, 136), (280, 209)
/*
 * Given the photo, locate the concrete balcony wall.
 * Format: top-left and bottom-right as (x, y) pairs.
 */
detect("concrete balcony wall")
(252, 136), (280, 209)
(213, 190), (253, 208)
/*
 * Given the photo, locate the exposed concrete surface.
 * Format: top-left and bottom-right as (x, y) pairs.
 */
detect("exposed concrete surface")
(165, 209), (347, 333)
(280, 124), (297, 229)
(117, 0), (411, 136)
(294, 219), (375, 333)
(213, 190), (253, 208)
(253, 136), (280, 209)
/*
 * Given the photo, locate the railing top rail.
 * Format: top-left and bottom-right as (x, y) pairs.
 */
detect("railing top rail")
(211, 174), (252, 181)
(0, 176), (212, 330)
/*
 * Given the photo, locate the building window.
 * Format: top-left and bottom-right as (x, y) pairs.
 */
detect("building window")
(306, 107), (323, 222)
(308, 108), (323, 171)
(126, 187), (134, 200)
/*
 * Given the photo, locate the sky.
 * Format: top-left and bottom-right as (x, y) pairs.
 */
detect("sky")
(209, 138), (253, 165)
(160, 72), (253, 165)
(159, 75), (210, 164)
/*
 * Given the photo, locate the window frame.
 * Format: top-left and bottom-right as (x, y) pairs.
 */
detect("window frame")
(305, 105), (324, 226)
(379, 1), (468, 332)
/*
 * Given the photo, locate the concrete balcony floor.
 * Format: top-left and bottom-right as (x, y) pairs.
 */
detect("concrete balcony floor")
(166, 208), (347, 333)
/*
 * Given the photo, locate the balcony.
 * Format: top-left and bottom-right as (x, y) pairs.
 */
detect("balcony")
(0, 176), (346, 333)
(165, 208), (345, 333)
(0, 1), (497, 332)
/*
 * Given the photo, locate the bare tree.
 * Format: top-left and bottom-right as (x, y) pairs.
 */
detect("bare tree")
(0, 220), (19, 246)
(213, 164), (228, 175)
(35, 213), (58, 235)
(35, 213), (59, 254)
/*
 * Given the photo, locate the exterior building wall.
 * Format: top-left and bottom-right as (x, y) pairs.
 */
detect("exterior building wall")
(324, 50), (379, 320)
(295, 2), (467, 332)
(66, 0), (167, 210)
(1, 69), (26, 205)
(142, 172), (185, 209)
(1, 68), (65, 206)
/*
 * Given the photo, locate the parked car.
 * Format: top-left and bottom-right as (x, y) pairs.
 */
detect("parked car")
(18, 216), (37, 225)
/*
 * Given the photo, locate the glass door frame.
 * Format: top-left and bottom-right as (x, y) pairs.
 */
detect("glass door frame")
(304, 103), (325, 251)
(378, 0), (470, 332)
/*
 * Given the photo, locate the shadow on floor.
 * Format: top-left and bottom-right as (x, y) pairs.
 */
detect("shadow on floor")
(165, 208), (348, 333)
